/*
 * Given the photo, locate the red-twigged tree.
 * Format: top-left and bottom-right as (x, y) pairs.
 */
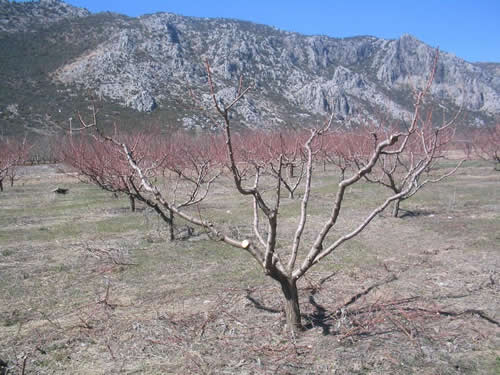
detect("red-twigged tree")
(333, 118), (464, 217)
(0, 138), (30, 192)
(320, 130), (373, 180)
(61, 121), (223, 241)
(67, 53), (462, 333)
(471, 124), (500, 171)
(230, 130), (312, 199)
(61, 132), (149, 212)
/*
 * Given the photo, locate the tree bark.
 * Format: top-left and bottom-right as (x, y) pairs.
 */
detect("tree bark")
(339, 168), (345, 182)
(277, 276), (302, 333)
(392, 198), (400, 217)
(129, 195), (136, 212)
(168, 209), (175, 241)
(288, 163), (295, 179)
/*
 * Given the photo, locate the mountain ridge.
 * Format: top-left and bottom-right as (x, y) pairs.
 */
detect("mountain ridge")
(0, 0), (498, 136)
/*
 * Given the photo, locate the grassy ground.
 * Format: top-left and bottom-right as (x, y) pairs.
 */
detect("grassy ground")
(0, 162), (498, 374)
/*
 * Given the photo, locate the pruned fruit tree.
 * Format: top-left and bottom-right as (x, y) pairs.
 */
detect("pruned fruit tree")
(63, 53), (464, 333)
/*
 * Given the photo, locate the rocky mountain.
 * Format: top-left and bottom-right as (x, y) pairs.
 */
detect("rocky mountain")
(0, 0), (498, 136)
(0, 0), (89, 32)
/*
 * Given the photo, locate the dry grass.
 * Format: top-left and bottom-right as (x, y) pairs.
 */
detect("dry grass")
(0, 162), (498, 374)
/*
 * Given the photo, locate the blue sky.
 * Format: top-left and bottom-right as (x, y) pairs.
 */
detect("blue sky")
(23, 0), (500, 62)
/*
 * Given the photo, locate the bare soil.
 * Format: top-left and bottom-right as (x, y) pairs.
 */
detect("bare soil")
(0, 162), (498, 374)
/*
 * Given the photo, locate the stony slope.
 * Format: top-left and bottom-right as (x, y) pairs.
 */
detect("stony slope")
(0, 0), (498, 136)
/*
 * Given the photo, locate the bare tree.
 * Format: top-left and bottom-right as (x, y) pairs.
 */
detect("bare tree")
(62, 120), (222, 241)
(0, 137), (29, 192)
(320, 130), (372, 180)
(67, 53), (462, 333)
(471, 124), (500, 171)
(230, 130), (310, 199)
(345, 118), (464, 217)
(61, 132), (143, 212)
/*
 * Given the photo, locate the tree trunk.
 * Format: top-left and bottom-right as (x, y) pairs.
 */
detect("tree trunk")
(129, 196), (136, 212)
(392, 199), (400, 217)
(339, 168), (345, 182)
(278, 277), (302, 333)
(0, 179), (3, 192)
(288, 164), (295, 179)
(168, 209), (175, 241)
(10, 176), (14, 187)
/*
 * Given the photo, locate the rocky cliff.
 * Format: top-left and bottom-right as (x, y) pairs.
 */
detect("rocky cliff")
(0, 0), (498, 135)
